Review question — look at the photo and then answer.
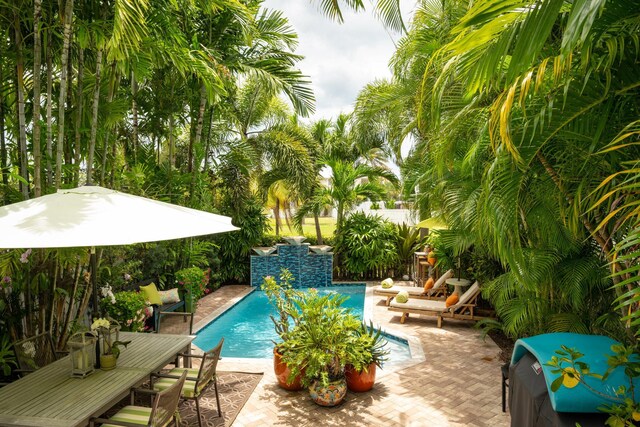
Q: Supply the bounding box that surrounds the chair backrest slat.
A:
[197,338,224,392]
[150,370,187,426]
[432,269,453,291]
[450,282,480,311]
[157,312,194,335]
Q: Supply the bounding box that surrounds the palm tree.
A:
[314,158,398,232]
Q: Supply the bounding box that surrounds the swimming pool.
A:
[194,285,411,363]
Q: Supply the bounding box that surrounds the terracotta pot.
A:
[273,348,303,391]
[309,377,347,406]
[100,354,117,371]
[345,363,377,392]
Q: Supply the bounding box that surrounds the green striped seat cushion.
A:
[102,405,154,427]
[154,368,208,398]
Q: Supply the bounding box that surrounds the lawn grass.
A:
[267,216,336,239]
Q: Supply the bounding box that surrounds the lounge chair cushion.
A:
[102,405,159,427]
[390,298,447,311]
[381,278,394,288]
[374,285,425,296]
[423,277,435,291]
[395,291,409,303]
[154,368,207,398]
[445,294,459,307]
[140,282,162,305]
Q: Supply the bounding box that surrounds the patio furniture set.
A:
[373,267,493,328]
[2,327,224,427]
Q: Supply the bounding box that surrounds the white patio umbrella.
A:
[0,185,239,316]
[0,185,238,247]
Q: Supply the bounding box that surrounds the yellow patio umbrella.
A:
[415,217,448,230]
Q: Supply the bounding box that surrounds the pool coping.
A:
[191,282,426,374]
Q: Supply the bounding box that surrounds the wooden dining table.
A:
[0,332,194,427]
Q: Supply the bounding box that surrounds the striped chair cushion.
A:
[154,368,208,398]
[102,405,154,427]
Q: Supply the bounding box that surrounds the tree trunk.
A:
[131,72,138,164]
[55,0,74,189]
[45,26,54,188]
[314,211,323,244]
[86,47,103,185]
[168,114,175,201]
[203,106,214,171]
[14,11,30,199]
[100,65,118,186]
[0,45,8,202]
[189,84,207,199]
[32,0,44,197]
[274,202,281,236]
[73,48,84,186]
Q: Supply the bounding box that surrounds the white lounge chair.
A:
[388,281,483,327]
[373,270,454,306]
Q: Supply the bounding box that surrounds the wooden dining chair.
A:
[13,332,62,375]
[157,311,195,368]
[151,338,224,427]
[157,311,194,335]
[90,370,187,427]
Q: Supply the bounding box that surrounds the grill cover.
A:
[509,353,608,427]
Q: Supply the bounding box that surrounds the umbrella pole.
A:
[90,247,101,369]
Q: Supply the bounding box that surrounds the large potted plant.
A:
[175,267,208,312]
[261,269,303,390]
[279,289,361,406]
[344,321,389,392]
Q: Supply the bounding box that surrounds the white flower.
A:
[100,285,116,305]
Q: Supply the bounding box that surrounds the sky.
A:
[262,0,416,122]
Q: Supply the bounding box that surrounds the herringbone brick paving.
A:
[193,283,510,426]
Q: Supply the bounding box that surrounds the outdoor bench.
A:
[135,279,187,332]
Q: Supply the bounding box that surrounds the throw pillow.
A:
[140,282,162,305]
[158,288,181,304]
[381,278,394,289]
[445,293,459,307]
[423,277,435,292]
[395,291,409,303]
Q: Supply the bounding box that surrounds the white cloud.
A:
[263,0,415,122]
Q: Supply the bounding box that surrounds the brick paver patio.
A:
[192,283,511,426]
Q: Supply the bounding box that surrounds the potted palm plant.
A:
[279,289,361,406]
[344,321,389,392]
[261,269,303,390]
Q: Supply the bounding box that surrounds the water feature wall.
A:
[250,243,333,288]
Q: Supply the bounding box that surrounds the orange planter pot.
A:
[345,363,377,392]
[273,348,303,391]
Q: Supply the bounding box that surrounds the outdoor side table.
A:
[445,278,471,295]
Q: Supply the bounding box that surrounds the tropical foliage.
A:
[360,0,640,341]
[334,212,398,278]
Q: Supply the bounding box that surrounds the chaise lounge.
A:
[388,281,483,327]
[374,269,453,306]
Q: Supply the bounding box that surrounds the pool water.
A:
[194,285,411,363]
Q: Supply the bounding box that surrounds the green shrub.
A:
[215,196,269,283]
[100,290,147,332]
[335,212,398,278]
[395,223,426,277]
[175,267,208,302]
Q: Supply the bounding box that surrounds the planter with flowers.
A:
[175,267,209,313]
[91,318,131,370]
